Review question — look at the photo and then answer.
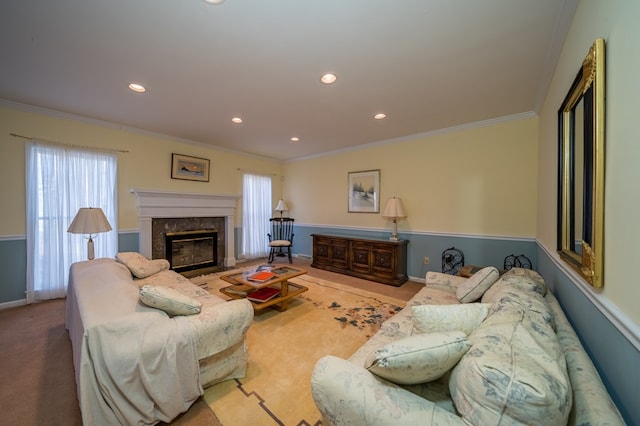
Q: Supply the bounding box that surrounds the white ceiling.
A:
[0,0,576,161]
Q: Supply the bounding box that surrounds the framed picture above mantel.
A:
[348,169,380,213]
[171,153,210,182]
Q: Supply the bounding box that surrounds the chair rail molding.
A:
[538,242,640,352]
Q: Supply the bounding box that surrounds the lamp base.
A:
[87,236,95,260]
[389,220,399,241]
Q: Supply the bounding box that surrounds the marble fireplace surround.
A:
[130,189,239,267]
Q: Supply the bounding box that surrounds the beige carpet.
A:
[191,270,406,426]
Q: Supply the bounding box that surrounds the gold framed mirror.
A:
[557,38,605,287]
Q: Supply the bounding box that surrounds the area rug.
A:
[190,269,405,426]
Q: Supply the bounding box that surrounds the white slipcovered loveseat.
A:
[66,254,253,425]
[311,268,624,425]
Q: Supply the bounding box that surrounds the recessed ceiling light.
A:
[320,73,337,84]
[128,83,146,93]
[290,137,300,142]
[374,113,387,120]
[231,117,243,124]
[203,0,225,4]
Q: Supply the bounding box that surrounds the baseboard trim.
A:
[0,299,26,310]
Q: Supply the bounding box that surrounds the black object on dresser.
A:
[311,234,408,286]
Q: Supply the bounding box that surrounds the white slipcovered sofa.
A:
[65,255,253,425]
[311,268,624,425]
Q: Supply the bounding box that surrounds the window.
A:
[241,173,272,258]
[25,142,117,302]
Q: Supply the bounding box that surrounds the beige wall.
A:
[1,104,537,240]
[284,116,538,238]
[537,1,640,324]
[0,104,283,235]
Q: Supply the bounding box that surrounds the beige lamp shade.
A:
[382,197,407,220]
[382,197,407,241]
[275,199,288,212]
[275,199,288,217]
[68,207,112,260]
[68,207,112,234]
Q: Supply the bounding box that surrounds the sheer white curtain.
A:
[241,173,272,259]
[25,142,118,303]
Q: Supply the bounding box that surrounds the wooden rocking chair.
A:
[267,217,294,263]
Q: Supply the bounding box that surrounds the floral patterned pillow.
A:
[364,331,471,385]
[412,303,492,336]
[139,284,202,316]
[456,266,499,303]
[116,252,170,278]
[481,269,547,304]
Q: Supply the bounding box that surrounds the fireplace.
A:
[130,189,239,269]
[151,216,225,272]
[165,230,218,273]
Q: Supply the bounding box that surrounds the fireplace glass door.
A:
[165,230,217,273]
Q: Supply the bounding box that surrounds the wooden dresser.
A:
[311,234,408,286]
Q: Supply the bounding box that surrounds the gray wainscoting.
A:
[536,244,639,425]
[0,232,138,306]
[0,237,26,305]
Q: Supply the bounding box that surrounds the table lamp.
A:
[275,199,288,218]
[382,197,407,241]
[67,207,112,260]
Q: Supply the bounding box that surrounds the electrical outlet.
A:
[424,256,430,265]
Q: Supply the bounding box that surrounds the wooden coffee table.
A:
[219,266,308,311]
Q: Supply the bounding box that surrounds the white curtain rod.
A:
[236,167,277,176]
[10,132,128,153]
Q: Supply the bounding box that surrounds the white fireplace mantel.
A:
[130,189,239,267]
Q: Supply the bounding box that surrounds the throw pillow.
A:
[456,266,499,303]
[116,252,170,279]
[481,268,547,304]
[364,331,471,385]
[412,303,492,336]
[502,267,546,290]
[139,284,202,316]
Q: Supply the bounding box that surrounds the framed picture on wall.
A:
[171,153,210,182]
[348,169,380,213]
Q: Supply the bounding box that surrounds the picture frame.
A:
[348,169,380,213]
[171,153,210,182]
